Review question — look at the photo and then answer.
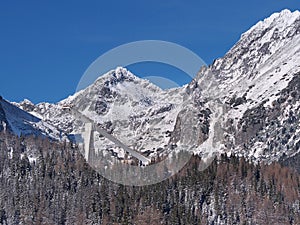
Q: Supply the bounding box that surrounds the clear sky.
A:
[0,0,299,103]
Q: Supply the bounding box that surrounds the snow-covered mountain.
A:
[6,9,300,165]
[0,97,62,139]
[14,67,191,160]
[188,9,300,162]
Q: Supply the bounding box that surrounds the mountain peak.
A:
[243,9,300,37]
[263,8,299,26]
[111,66,137,81]
[114,66,129,75]
[267,9,299,20]
[93,66,139,87]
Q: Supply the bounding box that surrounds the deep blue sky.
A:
[0,0,299,103]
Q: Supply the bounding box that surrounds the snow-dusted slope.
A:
[188,9,300,162]
[18,67,189,160]
[72,67,188,159]
[0,97,62,139]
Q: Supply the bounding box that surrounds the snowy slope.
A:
[0,97,62,139]
[17,67,189,160]
[188,9,300,162]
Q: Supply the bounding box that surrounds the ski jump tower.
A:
[65,106,151,165]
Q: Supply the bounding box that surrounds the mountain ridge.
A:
[3,9,300,165]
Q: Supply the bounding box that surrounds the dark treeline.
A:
[0,132,299,225]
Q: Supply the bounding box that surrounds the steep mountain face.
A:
[10,9,300,165]
[186,9,300,162]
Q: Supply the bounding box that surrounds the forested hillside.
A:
[0,132,299,225]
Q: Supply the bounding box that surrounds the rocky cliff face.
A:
[185,9,300,162]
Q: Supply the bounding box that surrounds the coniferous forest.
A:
[0,132,300,225]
